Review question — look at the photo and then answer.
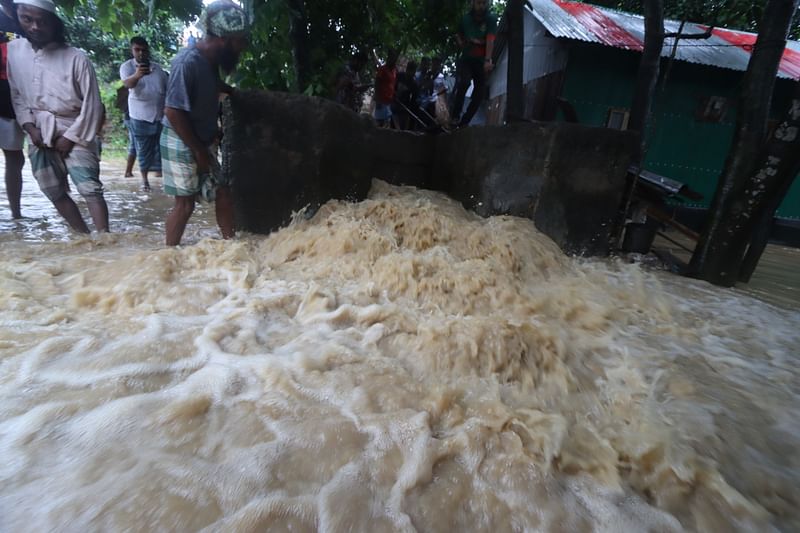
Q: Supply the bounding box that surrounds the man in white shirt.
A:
[120,36,168,191]
[7,0,108,233]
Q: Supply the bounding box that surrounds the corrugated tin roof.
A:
[527,0,800,79]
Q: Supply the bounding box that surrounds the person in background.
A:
[8,0,108,233]
[392,59,419,130]
[415,56,430,85]
[416,57,436,125]
[427,57,450,127]
[333,51,368,113]
[120,36,168,191]
[161,0,248,246]
[450,0,497,128]
[96,103,107,159]
[115,84,137,177]
[0,0,23,219]
[373,47,398,128]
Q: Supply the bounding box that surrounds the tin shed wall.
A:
[489,12,569,100]
[559,43,800,220]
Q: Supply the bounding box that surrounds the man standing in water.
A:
[8,0,108,233]
[162,0,248,246]
[0,0,24,220]
[120,36,168,192]
[450,0,497,128]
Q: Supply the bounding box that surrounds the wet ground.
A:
[652,233,799,310]
[0,154,220,244]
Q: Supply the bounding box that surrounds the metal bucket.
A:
[622,222,657,254]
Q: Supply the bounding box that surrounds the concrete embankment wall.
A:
[222,91,637,256]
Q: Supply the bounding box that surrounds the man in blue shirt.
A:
[161,0,248,246]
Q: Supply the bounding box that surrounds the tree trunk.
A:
[628,0,664,147]
[506,0,525,123]
[738,161,798,282]
[242,0,255,25]
[688,0,799,286]
[614,0,663,249]
[737,83,800,282]
[286,0,311,93]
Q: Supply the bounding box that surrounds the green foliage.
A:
[235,0,294,91]
[98,83,130,155]
[63,2,185,84]
[57,0,202,35]
[59,1,191,152]
[237,0,477,94]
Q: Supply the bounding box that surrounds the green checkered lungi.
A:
[160,126,225,201]
[29,143,104,201]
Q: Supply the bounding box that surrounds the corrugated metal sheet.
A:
[528,0,800,79]
[490,8,569,99]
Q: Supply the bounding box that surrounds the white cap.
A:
[13,0,57,14]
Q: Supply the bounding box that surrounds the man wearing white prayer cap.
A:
[13,0,54,13]
[7,0,110,233]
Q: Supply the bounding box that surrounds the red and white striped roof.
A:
[528,0,800,79]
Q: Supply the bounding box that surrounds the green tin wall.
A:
[559,42,800,220]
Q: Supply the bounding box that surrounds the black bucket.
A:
[622,222,657,253]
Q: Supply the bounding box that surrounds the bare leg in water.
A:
[140,168,151,191]
[165,195,195,246]
[51,194,90,233]
[125,152,136,177]
[85,195,109,232]
[166,189,234,246]
[50,193,107,234]
[4,149,24,219]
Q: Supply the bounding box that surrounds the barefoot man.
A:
[120,36,168,191]
[8,0,108,233]
[162,0,248,246]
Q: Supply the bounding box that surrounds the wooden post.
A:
[628,0,664,145]
[287,0,311,93]
[506,0,524,123]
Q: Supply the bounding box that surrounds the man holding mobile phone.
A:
[120,36,168,191]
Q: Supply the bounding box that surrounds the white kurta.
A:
[7,39,103,148]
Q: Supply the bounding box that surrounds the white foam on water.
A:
[0,180,798,532]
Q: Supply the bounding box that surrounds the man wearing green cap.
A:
[451,0,497,128]
[162,0,248,246]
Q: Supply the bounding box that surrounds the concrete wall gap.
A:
[223,91,638,256]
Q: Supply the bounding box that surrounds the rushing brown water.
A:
[0,160,798,532]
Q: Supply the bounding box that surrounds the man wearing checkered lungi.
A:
[161,0,248,246]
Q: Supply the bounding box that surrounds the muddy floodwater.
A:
[0,159,798,532]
